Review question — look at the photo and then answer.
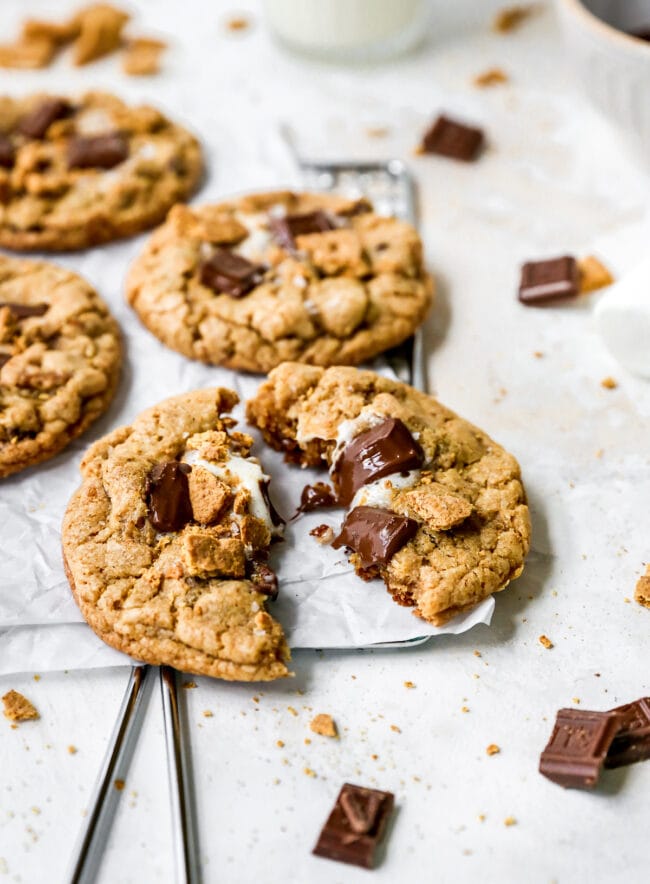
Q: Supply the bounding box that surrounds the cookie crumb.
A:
[572,697,581,705]
[486,744,500,755]
[493,5,536,32]
[390,724,401,733]
[473,650,482,657]
[114,779,125,791]
[504,816,517,826]
[461,706,470,713]
[309,713,338,738]
[601,377,618,390]
[122,37,166,76]
[68,745,77,755]
[578,255,614,294]
[478,813,486,822]
[202,710,213,718]
[533,350,544,359]
[538,634,553,649]
[33,675,41,682]
[404,681,416,689]
[634,566,650,609]
[225,15,251,32]
[303,766,317,778]
[182,681,197,690]
[365,126,390,138]
[276,739,284,748]
[287,706,298,717]
[2,690,39,722]
[473,67,509,87]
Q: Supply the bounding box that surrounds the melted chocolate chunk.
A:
[0,302,48,319]
[332,506,418,569]
[420,115,485,162]
[313,783,394,869]
[68,133,129,170]
[294,482,338,518]
[332,418,424,506]
[0,136,15,169]
[259,479,285,526]
[0,353,11,369]
[17,98,71,140]
[270,210,336,250]
[199,249,265,298]
[518,256,580,305]
[248,560,279,601]
[146,461,193,533]
[605,697,650,768]
[539,708,623,789]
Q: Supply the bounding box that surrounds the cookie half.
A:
[126,191,433,373]
[62,388,290,681]
[247,364,531,625]
[0,91,202,251]
[0,256,121,478]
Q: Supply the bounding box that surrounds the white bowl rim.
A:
[559,0,650,54]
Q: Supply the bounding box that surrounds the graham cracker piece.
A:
[2,690,39,722]
[310,713,338,738]
[188,466,232,525]
[578,255,614,294]
[122,37,166,76]
[71,3,130,66]
[0,37,57,69]
[182,531,246,577]
[635,566,650,609]
[399,485,473,531]
[239,514,271,549]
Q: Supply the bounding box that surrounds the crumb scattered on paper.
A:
[2,690,39,722]
[68,745,78,754]
[225,15,252,33]
[404,681,416,689]
[473,67,509,88]
[601,377,618,390]
[504,815,517,826]
[310,713,338,738]
[486,744,500,755]
[122,37,166,75]
[538,634,553,649]
[493,5,537,33]
[114,778,125,791]
[634,566,650,609]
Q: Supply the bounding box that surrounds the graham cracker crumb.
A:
[473,67,509,87]
[122,36,166,76]
[538,634,553,649]
[461,706,470,713]
[404,681,416,689]
[634,567,650,609]
[276,739,284,748]
[478,814,486,822]
[309,713,338,738]
[533,351,544,359]
[202,710,213,718]
[303,767,317,778]
[33,675,41,682]
[225,15,251,32]
[486,744,501,755]
[504,816,517,826]
[371,753,379,761]
[304,738,311,745]
[578,255,614,294]
[493,5,536,33]
[114,779,125,791]
[572,697,581,705]
[287,706,298,717]
[390,724,401,733]
[2,690,39,722]
[68,745,77,755]
[365,126,390,138]
[473,650,482,657]
[601,377,618,390]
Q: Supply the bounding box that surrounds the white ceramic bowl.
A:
[557,0,650,160]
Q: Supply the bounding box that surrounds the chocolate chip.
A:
[270,210,336,250]
[332,418,424,506]
[293,482,338,519]
[604,697,650,769]
[67,133,129,170]
[420,114,485,162]
[539,708,623,789]
[17,99,71,140]
[518,256,580,305]
[0,136,15,169]
[146,461,193,533]
[332,506,419,569]
[0,302,48,319]
[199,249,265,298]
[313,783,394,869]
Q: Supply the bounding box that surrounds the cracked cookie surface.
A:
[247,364,531,625]
[0,91,202,251]
[62,388,290,681]
[0,256,120,478]
[126,191,433,373]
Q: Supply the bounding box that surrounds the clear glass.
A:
[264,0,431,63]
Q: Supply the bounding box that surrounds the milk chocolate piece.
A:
[420,114,484,162]
[0,353,11,369]
[247,559,279,601]
[68,133,129,169]
[605,697,650,768]
[332,417,424,506]
[146,461,193,533]
[539,708,623,789]
[0,302,48,318]
[199,249,265,298]
[313,783,394,869]
[0,136,15,169]
[294,482,337,518]
[332,506,418,569]
[270,210,336,250]
[518,256,580,305]
[17,98,71,139]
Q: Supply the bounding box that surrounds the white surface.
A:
[594,256,650,377]
[0,1,649,883]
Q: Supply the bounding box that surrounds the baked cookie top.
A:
[126,190,433,373]
[247,364,531,626]
[0,256,120,478]
[62,388,290,681]
[0,91,202,251]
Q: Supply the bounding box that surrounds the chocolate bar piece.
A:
[0,302,48,319]
[68,133,129,169]
[539,708,623,789]
[313,783,394,869]
[17,98,71,139]
[270,210,336,250]
[332,417,424,506]
[199,249,265,298]
[518,256,580,305]
[146,461,193,533]
[605,697,650,768]
[332,506,418,569]
[420,114,485,162]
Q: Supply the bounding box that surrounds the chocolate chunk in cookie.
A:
[17,97,71,139]
[146,461,193,533]
[199,249,265,298]
[332,506,419,569]
[67,133,129,169]
[0,301,48,318]
[270,210,336,250]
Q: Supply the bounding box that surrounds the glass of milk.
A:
[264,0,431,62]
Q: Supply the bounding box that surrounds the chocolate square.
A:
[269,210,336,250]
[605,697,650,768]
[518,256,580,305]
[332,506,419,569]
[420,114,485,162]
[313,783,394,869]
[539,709,623,789]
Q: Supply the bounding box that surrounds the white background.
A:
[1,1,649,882]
